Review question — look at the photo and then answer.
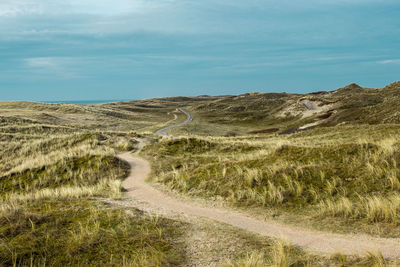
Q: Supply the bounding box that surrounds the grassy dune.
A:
[2,82,400,265]
[0,103,190,266]
[0,116,366,266]
[143,124,400,237]
[0,132,187,266]
[168,82,400,136]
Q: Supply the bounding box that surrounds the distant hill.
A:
[1,81,398,136]
[153,81,400,135]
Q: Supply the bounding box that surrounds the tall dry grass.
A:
[319,195,400,223]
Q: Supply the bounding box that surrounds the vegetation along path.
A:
[119,109,400,259]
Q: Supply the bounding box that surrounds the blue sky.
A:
[0,0,399,101]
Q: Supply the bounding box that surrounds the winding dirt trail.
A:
[155,108,192,137]
[119,110,400,259]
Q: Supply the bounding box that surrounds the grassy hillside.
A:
[0,102,355,266]
[0,100,183,133]
[6,81,395,137]
[163,81,400,136]
[143,124,400,238]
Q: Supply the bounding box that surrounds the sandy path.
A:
[120,109,400,259]
[156,108,192,136]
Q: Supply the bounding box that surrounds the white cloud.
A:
[0,2,39,17]
[25,57,58,68]
[0,0,192,38]
[0,0,171,17]
[378,59,400,64]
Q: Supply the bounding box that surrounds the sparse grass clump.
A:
[224,240,297,267]
[224,239,389,267]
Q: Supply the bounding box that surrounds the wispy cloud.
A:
[0,1,196,38]
[23,57,82,79]
[377,59,400,64]
[25,57,58,68]
[2,0,399,39]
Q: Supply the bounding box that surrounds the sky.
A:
[0,0,399,101]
